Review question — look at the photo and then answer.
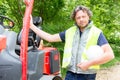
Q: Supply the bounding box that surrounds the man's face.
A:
[75,10,89,29]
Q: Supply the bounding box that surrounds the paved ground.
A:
[96,63,120,80]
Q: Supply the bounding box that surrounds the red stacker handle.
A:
[20,0,34,80]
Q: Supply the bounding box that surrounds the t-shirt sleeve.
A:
[59,30,66,42]
[97,32,108,46]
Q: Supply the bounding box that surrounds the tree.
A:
[1,0,64,32]
[32,0,64,22]
[0,0,25,32]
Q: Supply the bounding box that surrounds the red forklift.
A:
[0,0,62,80]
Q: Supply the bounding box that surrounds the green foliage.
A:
[2,0,64,32]
[0,0,25,32]
[32,0,64,22]
[0,2,7,15]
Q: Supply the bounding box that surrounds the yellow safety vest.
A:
[62,26,102,69]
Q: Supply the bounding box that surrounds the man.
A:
[30,5,114,80]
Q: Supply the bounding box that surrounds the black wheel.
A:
[52,76,63,80]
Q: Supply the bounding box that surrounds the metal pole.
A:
[20,0,34,80]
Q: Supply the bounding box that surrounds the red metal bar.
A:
[20,0,34,80]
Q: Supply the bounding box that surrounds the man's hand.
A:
[77,61,91,71]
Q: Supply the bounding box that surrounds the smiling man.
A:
[30,5,114,80]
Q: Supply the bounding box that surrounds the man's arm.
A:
[77,43,115,71]
[89,44,114,64]
[30,20,62,42]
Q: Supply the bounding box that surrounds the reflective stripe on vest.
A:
[62,26,101,69]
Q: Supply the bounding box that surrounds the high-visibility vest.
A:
[62,26,102,69]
